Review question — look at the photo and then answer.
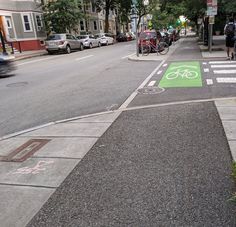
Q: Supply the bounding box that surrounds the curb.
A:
[13,52,48,61]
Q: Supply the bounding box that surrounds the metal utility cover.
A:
[0,139,50,162]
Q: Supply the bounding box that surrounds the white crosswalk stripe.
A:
[207,60,236,85]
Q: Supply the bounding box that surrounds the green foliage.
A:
[43,0,83,34]
[229,162,236,203]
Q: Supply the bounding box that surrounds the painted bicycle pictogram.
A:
[165,65,199,80]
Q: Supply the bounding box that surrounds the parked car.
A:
[138,30,159,52]
[95,33,114,46]
[160,32,172,46]
[45,33,83,54]
[129,32,136,40]
[125,32,132,41]
[77,35,101,48]
[0,53,16,77]
[116,33,127,42]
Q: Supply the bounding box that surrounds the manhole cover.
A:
[6,82,28,87]
[0,139,50,162]
[138,86,165,95]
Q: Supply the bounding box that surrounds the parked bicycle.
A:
[141,38,169,56]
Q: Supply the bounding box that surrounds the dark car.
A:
[116,33,127,42]
[0,54,16,77]
[160,32,172,46]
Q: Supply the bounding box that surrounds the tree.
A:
[95,0,118,33]
[133,0,159,30]
[117,0,132,32]
[43,0,83,34]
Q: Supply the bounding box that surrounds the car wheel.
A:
[65,45,71,54]
[80,44,84,51]
[47,51,53,55]
[89,43,93,49]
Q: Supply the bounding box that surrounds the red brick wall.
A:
[12,40,45,52]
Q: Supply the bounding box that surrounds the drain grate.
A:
[138,86,165,95]
[0,139,50,162]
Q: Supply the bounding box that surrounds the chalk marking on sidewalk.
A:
[148,81,156,87]
[206,79,213,85]
[121,53,135,59]
[211,64,236,68]
[75,55,94,61]
[214,70,236,74]
[119,60,166,110]
[217,78,236,83]
[204,68,209,73]
[16,55,62,66]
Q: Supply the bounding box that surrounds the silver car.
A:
[45,33,84,54]
[77,35,101,48]
[95,33,114,46]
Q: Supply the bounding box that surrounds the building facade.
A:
[0,0,46,51]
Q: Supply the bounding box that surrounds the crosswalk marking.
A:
[148,81,156,87]
[211,64,236,68]
[209,61,236,64]
[214,70,236,74]
[216,78,236,83]
[206,79,213,85]
[204,68,209,72]
[157,70,162,75]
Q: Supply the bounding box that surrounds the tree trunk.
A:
[105,6,110,33]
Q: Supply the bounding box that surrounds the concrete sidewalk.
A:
[129,35,227,61]
[13,50,47,61]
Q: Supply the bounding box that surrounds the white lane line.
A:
[16,55,62,66]
[214,70,236,74]
[157,70,162,75]
[163,64,167,67]
[148,81,156,87]
[206,79,213,85]
[211,64,236,68]
[119,60,166,110]
[75,55,94,61]
[121,53,135,59]
[209,61,236,64]
[217,78,236,83]
[204,68,209,73]
[203,62,207,65]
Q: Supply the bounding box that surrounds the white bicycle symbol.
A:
[166,65,198,80]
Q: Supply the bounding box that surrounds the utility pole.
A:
[131,0,139,57]
[0,29,7,54]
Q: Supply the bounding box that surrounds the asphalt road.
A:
[0,42,159,137]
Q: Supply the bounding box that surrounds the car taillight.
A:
[58,40,65,45]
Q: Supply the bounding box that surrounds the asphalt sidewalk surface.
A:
[1,35,236,226]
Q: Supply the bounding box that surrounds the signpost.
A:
[207,0,217,52]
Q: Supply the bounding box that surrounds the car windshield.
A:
[139,32,156,39]
[46,34,63,40]
[77,35,87,39]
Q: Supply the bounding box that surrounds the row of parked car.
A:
[116,32,136,42]
[45,33,115,54]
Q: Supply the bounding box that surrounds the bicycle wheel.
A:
[158,42,169,55]
[185,70,198,79]
[166,71,178,80]
[142,44,151,56]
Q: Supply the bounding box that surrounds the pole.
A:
[0,29,7,54]
[208,23,213,53]
[135,16,139,57]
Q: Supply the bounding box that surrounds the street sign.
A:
[209,16,215,24]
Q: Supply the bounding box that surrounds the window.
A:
[36,14,43,31]
[94,21,97,30]
[22,14,32,32]
[80,20,85,31]
[5,17,12,28]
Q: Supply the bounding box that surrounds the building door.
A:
[0,16,6,40]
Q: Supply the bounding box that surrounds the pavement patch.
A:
[159,61,202,88]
